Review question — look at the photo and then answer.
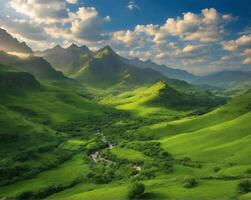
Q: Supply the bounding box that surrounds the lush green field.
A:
[0,63,250,200]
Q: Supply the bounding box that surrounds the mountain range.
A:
[37,43,251,90]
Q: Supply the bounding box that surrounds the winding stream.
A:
[90,132,142,174]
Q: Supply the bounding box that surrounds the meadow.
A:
[0,72,250,199]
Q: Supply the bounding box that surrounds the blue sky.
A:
[0,0,250,74]
[81,0,250,32]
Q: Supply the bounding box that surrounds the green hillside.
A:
[158,89,251,163]
[0,66,41,93]
[101,81,225,118]
[42,89,251,200]
[0,70,250,200]
[0,51,67,81]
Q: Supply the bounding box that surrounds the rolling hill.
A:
[101,81,225,118]
[158,89,251,165]
[0,51,67,81]
[0,66,41,93]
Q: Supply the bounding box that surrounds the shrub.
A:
[17,191,34,200]
[182,176,197,188]
[246,168,251,174]
[238,180,251,194]
[213,166,221,173]
[128,182,145,199]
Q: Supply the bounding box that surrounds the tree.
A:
[182,176,197,188]
[128,182,145,199]
[238,180,251,194]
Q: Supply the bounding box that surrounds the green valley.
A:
[0,22,251,200]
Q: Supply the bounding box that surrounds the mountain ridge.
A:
[196,70,251,89]
[0,28,32,54]
[0,51,67,81]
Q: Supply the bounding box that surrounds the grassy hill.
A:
[101,81,225,118]
[0,51,67,81]
[0,65,41,93]
[0,72,250,200]
[42,89,251,200]
[157,89,251,163]
[0,65,128,196]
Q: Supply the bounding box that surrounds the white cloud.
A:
[9,0,69,24]
[183,45,203,53]
[112,30,145,47]
[153,8,234,43]
[6,0,111,44]
[69,7,110,41]
[222,34,251,51]
[242,57,251,65]
[66,0,77,4]
[222,34,251,67]
[242,48,251,56]
[0,17,48,41]
[127,1,140,11]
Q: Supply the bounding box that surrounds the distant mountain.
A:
[36,44,93,75]
[0,51,67,81]
[128,58,197,82]
[196,71,251,89]
[39,44,197,84]
[73,46,175,88]
[39,45,189,88]
[0,28,32,54]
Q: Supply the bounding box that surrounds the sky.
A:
[0,0,250,74]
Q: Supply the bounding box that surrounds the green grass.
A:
[160,110,251,164]
[101,81,190,118]
[47,183,129,200]
[47,177,245,200]
[0,154,90,198]
[111,147,152,161]
[143,178,239,200]
[61,139,88,151]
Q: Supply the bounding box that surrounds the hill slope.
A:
[0,28,32,54]
[0,51,67,81]
[132,88,251,163]
[101,81,225,118]
[0,67,41,93]
[36,44,93,75]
